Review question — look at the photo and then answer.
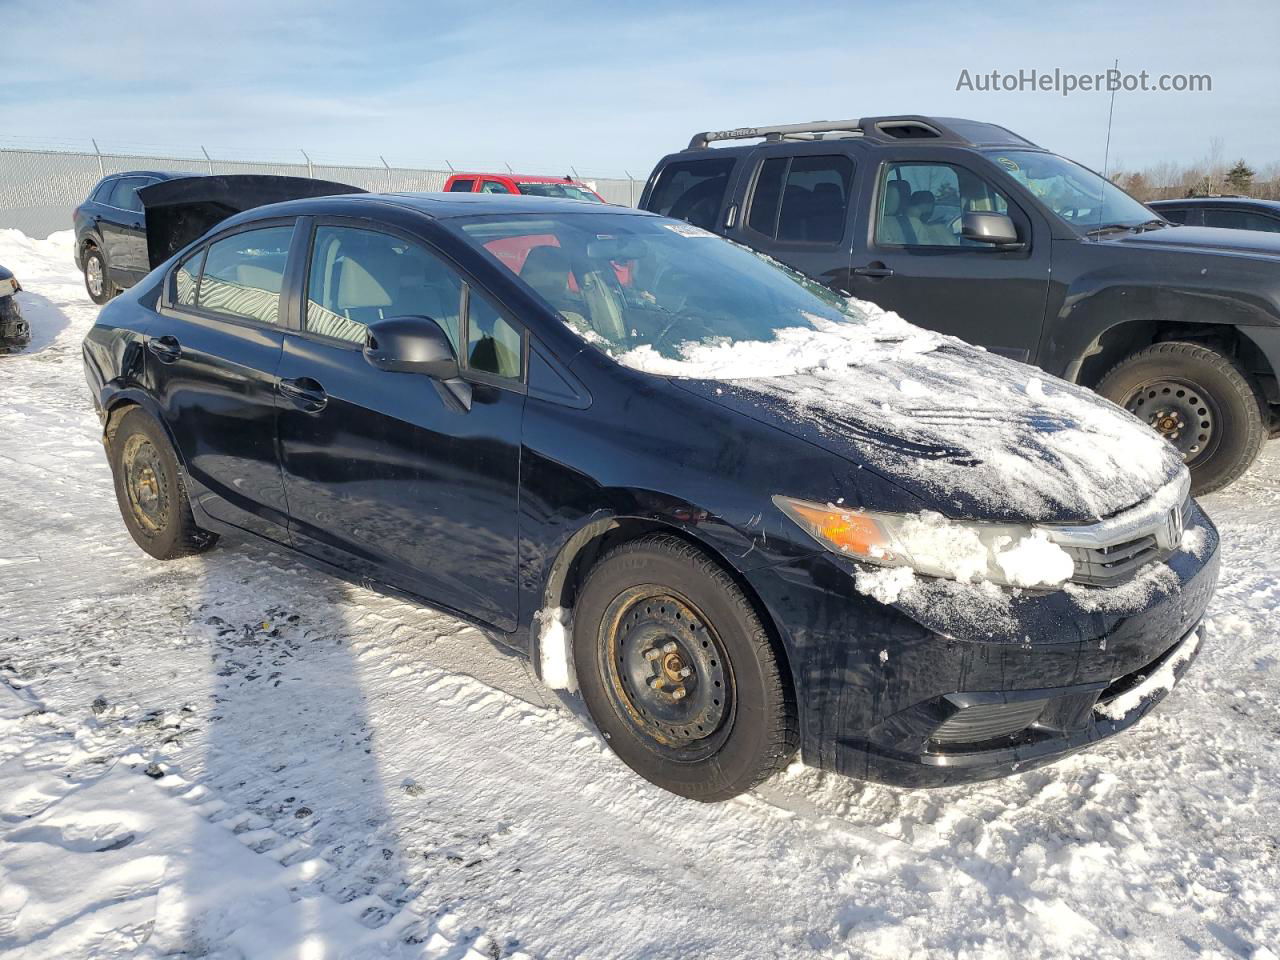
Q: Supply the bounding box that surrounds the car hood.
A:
[1104,224,1280,259]
[626,305,1185,525]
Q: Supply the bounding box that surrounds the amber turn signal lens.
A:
[780,500,888,558]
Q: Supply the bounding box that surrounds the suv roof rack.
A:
[686,116,1037,150]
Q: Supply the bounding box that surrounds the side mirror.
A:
[961,211,1022,247]
[363,315,458,379]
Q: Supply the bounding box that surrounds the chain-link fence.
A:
[0,147,644,239]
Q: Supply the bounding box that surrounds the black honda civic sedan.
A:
[83,191,1219,801]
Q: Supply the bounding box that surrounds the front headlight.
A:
[772,495,1074,589]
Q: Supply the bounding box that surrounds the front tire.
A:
[572,535,798,801]
[1096,341,1267,496]
[108,408,218,560]
[83,246,117,305]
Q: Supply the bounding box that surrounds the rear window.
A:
[646,158,735,231]
[448,179,475,192]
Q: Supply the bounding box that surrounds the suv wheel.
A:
[572,534,798,801]
[108,408,218,559]
[84,247,117,305]
[1096,341,1266,495]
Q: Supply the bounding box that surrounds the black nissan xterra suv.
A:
[640,116,1280,494]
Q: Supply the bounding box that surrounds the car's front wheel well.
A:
[538,517,796,702]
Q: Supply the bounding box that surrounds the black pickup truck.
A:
[640,116,1280,494]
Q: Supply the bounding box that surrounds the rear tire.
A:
[108,408,218,560]
[83,246,117,305]
[1096,341,1266,496]
[572,534,798,801]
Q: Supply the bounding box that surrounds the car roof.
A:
[676,115,1039,153]
[1149,196,1280,210]
[451,173,592,185]
[226,191,657,227]
[102,170,190,182]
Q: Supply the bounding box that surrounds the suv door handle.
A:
[278,376,328,412]
[852,262,894,279]
[147,335,181,363]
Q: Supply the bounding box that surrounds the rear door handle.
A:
[147,335,181,363]
[852,262,894,279]
[278,376,328,411]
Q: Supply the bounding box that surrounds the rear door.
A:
[844,153,1051,362]
[723,147,857,288]
[101,176,153,282]
[148,219,300,542]
[275,220,525,629]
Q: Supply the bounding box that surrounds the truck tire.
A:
[108,408,218,560]
[572,534,798,801]
[84,246,117,305]
[1096,341,1266,495]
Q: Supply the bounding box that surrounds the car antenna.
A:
[1098,57,1119,241]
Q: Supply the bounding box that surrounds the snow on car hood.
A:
[618,302,1184,524]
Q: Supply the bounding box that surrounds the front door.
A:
[148,220,299,541]
[845,158,1051,362]
[276,222,525,629]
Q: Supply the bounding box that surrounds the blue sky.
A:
[2,0,1277,177]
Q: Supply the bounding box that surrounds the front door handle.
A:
[279,376,328,412]
[147,335,181,363]
[852,262,895,279]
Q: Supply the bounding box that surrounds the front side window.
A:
[1158,206,1191,224]
[108,177,146,213]
[646,158,735,231]
[305,225,463,347]
[455,212,866,362]
[875,163,1009,247]
[197,225,294,325]
[987,150,1152,230]
[466,289,523,379]
[480,180,512,194]
[746,154,853,244]
[448,178,475,193]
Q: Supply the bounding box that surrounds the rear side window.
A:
[92,179,116,202]
[1157,206,1190,224]
[305,225,464,347]
[174,248,204,306]
[746,154,854,244]
[1202,208,1280,232]
[197,225,294,325]
[647,158,735,231]
[448,178,475,192]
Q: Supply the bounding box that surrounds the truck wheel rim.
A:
[86,256,103,297]
[1123,379,1218,464]
[599,586,734,760]
[122,434,169,535]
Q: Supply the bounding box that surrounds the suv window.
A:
[198,225,295,325]
[448,179,475,193]
[647,158,735,231]
[875,162,1010,247]
[108,177,147,213]
[466,288,523,379]
[480,180,511,194]
[1202,208,1280,233]
[305,225,463,347]
[92,179,116,203]
[1157,206,1190,224]
[746,154,853,244]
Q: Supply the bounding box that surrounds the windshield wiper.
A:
[1132,218,1171,232]
[1085,223,1133,237]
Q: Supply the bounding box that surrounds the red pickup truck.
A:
[443,172,605,203]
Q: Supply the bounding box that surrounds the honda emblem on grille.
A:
[1157,506,1184,550]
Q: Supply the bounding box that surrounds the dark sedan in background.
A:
[1149,196,1280,232]
[82,188,1218,801]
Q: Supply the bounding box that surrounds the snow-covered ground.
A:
[1,229,1278,960]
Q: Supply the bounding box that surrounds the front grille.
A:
[1063,534,1164,586]
[931,698,1048,744]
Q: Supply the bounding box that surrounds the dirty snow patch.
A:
[1095,627,1201,720]
[534,607,576,692]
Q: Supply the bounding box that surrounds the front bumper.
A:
[750,499,1220,787]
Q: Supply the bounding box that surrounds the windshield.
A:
[454,212,864,361]
[986,150,1157,230]
[517,182,603,202]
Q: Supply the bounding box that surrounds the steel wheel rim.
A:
[122,433,168,535]
[1123,378,1219,466]
[598,586,734,761]
[86,256,103,297]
